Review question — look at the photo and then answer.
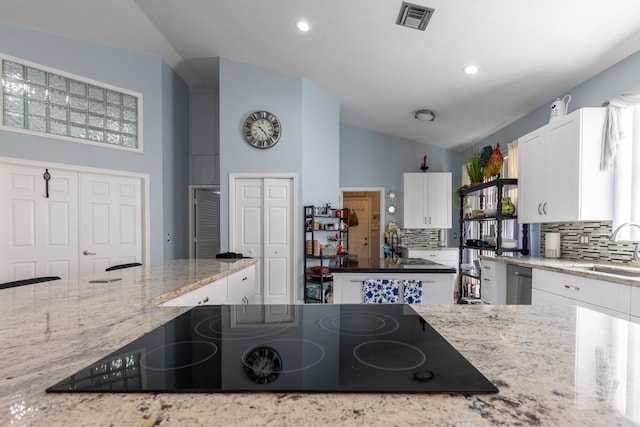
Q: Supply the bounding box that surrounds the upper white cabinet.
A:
[403,172,452,229]
[517,108,612,223]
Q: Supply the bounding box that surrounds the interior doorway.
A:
[341,188,385,259]
[189,185,220,259]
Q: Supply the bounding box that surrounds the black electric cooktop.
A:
[47,304,497,394]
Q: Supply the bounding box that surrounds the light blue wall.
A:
[302,80,341,207]
[161,63,190,260]
[218,58,341,250]
[218,57,304,251]
[0,22,190,263]
[339,124,463,245]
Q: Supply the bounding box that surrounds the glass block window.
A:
[1,56,142,151]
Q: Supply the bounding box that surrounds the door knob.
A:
[82,250,96,256]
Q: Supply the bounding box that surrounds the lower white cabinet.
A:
[631,287,640,323]
[480,260,506,304]
[332,272,455,304]
[227,264,257,304]
[406,249,458,272]
[532,269,631,319]
[162,277,227,306]
[163,264,256,306]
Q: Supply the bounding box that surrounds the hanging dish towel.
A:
[403,280,423,304]
[362,279,399,303]
[348,209,359,226]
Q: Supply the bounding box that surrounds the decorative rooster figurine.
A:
[420,155,428,171]
[484,143,504,180]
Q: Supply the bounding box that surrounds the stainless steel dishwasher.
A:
[506,264,532,304]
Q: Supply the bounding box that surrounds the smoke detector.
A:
[396,2,435,31]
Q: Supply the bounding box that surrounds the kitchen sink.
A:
[570,265,640,277]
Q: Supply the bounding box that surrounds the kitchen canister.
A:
[549,95,571,122]
[545,232,561,258]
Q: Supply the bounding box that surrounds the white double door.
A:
[0,161,143,283]
[232,177,294,304]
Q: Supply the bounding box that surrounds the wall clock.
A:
[242,346,282,384]
[243,110,282,149]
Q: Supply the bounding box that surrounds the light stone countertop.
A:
[480,255,640,287]
[2,259,640,426]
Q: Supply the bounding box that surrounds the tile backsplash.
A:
[400,228,442,247]
[540,221,637,263]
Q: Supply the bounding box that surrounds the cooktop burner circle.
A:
[140,340,218,371]
[194,314,294,341]
[318,311,400,337]
[241,338,326,375]
[353,340,426,371]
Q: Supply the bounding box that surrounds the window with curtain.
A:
[611,106,640,240]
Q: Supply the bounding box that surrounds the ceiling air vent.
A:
[396,2,434,31]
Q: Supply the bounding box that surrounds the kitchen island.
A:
[330,257,456,304]
[1,260,639,426]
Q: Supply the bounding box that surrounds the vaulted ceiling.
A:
[2,0,640,150]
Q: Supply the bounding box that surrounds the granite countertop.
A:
[330,257,456,273]
[2,259,640,426]
[480,255,640,288]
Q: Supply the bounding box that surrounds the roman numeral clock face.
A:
[243,111,282,149]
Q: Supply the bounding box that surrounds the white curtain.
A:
[611,106,640,240]
[601,88,640,240]
[601,88,640,171]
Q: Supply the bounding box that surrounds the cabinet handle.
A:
[564,284,580,291]
[424,280,436,283]
[197,296,210,305]
[542,202,548,215]
[350,279,362,283]
[424,217,427,224]
[537,203,543,215]
[483,278,492,282]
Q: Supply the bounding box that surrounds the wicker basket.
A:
[321,247,337,256]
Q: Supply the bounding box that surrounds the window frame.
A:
[1,53,143,153]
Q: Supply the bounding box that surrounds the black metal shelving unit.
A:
[457,179,529,303]
[303,205,352,303]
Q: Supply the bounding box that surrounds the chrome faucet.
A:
[609,222,640,262]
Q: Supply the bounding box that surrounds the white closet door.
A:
[263,178,292,304]
[0,164,78,282]
[233,177,293,304]
[78,173,142,277]
[234,178,264,298]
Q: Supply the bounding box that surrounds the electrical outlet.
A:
[579,234,590,244]
[452,232,458,239]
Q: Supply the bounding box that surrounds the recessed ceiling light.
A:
[296,20,310,32]
[415,109,436,122]
[463,65,479,75]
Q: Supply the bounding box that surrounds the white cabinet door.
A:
[403,173,426,228]
[162,277,228,306]
[480,260,506,304]
[227,264,256,304]
[517,108,611,223]
[403,173,452,229]
[518,126,546,224]
[421,274,455,304]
